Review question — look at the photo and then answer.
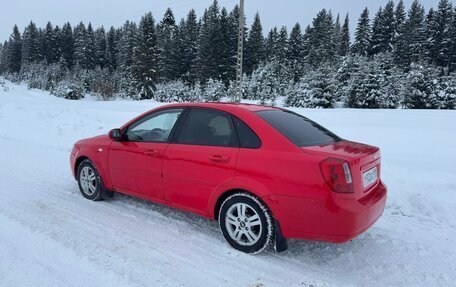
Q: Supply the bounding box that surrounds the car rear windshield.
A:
[256,109,341,147]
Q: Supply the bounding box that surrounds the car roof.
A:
[157,102,280,112]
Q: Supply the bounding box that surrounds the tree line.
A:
[0,0,455,109]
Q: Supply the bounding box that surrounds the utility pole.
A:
[234,0,245,104]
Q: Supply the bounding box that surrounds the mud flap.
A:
[274,219,288,252]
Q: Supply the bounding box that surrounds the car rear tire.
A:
[219,193,274,254]
[77,159,105,201]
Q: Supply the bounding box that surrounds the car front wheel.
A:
[77,159,104,201]
[219,193,274,254]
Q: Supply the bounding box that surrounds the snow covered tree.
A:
[339,14,350,56]
[245,13,265,75]
[284,80,311,108]
[307,66,337,108]
[7,25,22,74]
[440,75,456,108]
[403,63,440,109]
[132,13,158,100]
[21,21,40,65]
[203,78,226,101]
[352,7,371,56]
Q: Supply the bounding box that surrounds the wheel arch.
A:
[74,156,90,179]
[213,188,273,221]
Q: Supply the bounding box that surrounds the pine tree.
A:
[334,14,342,51]
[74,22,97,70]
[340,14,350,56]
[132,12,159,99]
[117,21,137,74]
[157,8,178,81]
[245,13,265,75]
[61,23,74,68]
[288,23,304,81]
[43,22,57,64]
[395,0,426,68]
[265,27,279,61]
[425,8,439,64]
[197,0,221,83]
[94,27,107,68]
[431,0,453,69]
[449,8,456,72]
[7,25,22,73]
[217,7,232,85]
[85,23,97,69]
[0,41,7,74]
[393,0,406,55]
[181,9,199,84]
[371,1,395,55]
[370,7,384,55]
[352,7,371,56]
[21,21,40,65]
[307,9,335,67]
[276,26,289,63]
[106,26,119,72]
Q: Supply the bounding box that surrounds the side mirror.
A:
[109,129,122,141]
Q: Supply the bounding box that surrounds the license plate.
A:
[363,166,378,188]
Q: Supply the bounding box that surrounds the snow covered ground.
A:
[0,79,455,287]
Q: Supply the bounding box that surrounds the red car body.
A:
[71,103,387,245]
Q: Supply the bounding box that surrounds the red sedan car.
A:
[71,103,387,253]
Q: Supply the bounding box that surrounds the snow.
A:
[0,79,455,286]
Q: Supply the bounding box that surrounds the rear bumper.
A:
[263,181,387,243]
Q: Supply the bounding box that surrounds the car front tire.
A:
[77,159,105,201]
[219,193,274,254]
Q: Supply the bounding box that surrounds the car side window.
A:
[126,109,183,142]
[233,117,262,149]
[176,108,238,147]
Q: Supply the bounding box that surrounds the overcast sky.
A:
[0,0,444,43]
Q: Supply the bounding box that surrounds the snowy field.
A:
[0,80,455,287]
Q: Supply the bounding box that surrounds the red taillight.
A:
[319,158,354,193]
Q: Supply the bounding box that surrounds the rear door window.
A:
[256,109,341,147]
[176,108,238,147]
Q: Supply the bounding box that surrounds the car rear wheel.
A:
[77,159,104,201]
[219,193,274,254]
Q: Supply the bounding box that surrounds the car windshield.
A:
[256,109,342,147]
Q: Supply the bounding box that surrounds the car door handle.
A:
[144,149,159,157]
[209,155,230,163]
